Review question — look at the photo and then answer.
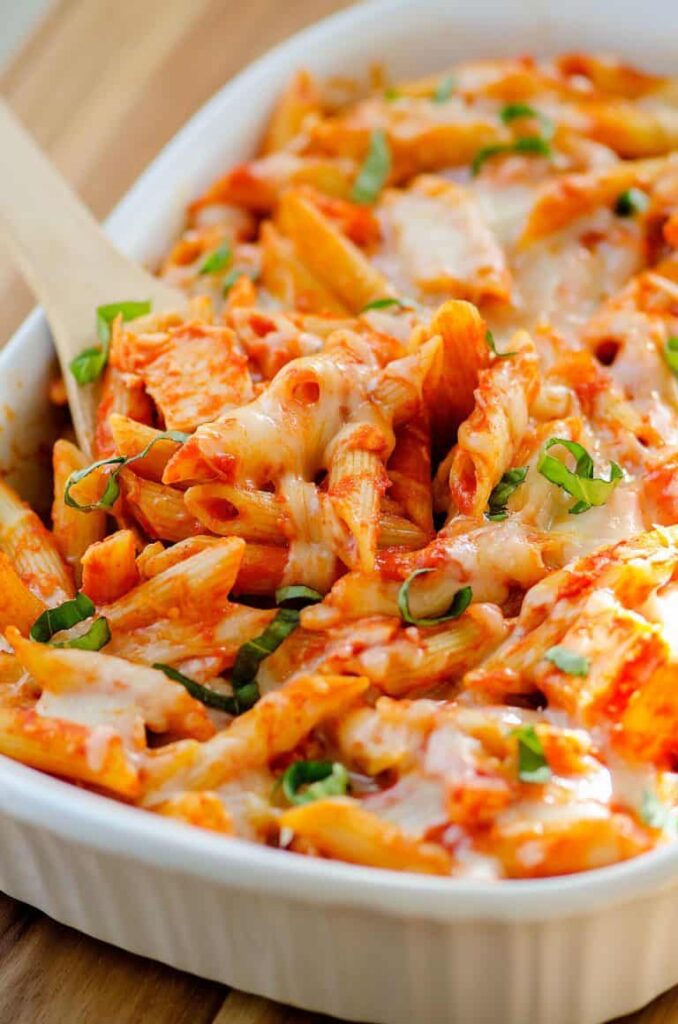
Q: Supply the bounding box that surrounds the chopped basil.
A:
[53,617,111,651]
[231,586,323,695]
[663,336,678,377]
[472,135,552,176]
[30,592,110,651]
[70,300,151,386]
[640,790,678,834]
[64,430,190,512]
[432,74,455,103]
[500,102,539,123]
[384,86,401,101]
[537,438,623,515]
[281,760,349,805]
[70,347,109,386]
[360,297,410,313]
[486,467,528,521]
[198,240,233,275]
[544,645,589,677]
[222,267,259,296]
[96,301,152,344]
[614,188,649,218]
[485,329,516,359]
[231,608,299,692]
[500,103,554,139]
[513,725,551,784]
[154,662,243,715]
[274,585,324,608]
[351,129,391,204]
[397,568,472,627]
[30,592,95,643]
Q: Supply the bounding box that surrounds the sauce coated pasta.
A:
[2,51,678,879]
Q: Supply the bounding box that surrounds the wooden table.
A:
[0,3,675,1021]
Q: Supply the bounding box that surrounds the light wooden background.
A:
[0,2,675,1022]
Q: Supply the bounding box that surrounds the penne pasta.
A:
[281,798,453,875]
[3,50,678,883]
[52,439,107,583]
[81,530,140,605]
[0,478,74,606]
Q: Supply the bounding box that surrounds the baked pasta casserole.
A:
[1,52,678,879]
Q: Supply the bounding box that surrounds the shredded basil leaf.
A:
[30,592,95,643]
[500,102,539,123]
[514,135,552,157]
[64,430,190,512]
[30,592,109,651]
[70,347,109,386]
[274,585,323,609]
[222,267,259,296]
[360,297,410,313]
[485,329,516,359]
[231,608,300,687]
[351,129,391,204]
[281,760,349,805]
[537,438,623,514]
[398,569,472,627]
[198,240,233,275]
[486,467,528,521]
[153,662,244,715]
[384,86,401,101]
[513,725,551,784]
[641,790,678,834]
[500,103,554,139]
[53,617,111,651]
[663,336,678,377]
[472,135,551,176]
[545,645,589,677]
[231,587,322,696]
[70,300,151,386]
[614,187,649,218]
[432,74,455,103]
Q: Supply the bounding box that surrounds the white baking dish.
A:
[1,1,677,1021]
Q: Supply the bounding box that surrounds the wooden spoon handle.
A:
[0,99,183,457]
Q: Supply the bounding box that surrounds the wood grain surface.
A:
[0,2,675,1022]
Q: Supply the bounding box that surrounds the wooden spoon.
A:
[0,99,184,458]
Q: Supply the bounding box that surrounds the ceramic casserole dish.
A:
[0,1,677,1021]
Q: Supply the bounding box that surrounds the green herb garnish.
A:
[30,592,110,651]
[53,617,111,651]
[485,329,516,359]
[472,135,552,177]
[544,645,589,677]
[537,438,623,515]
[486,467,528,521]
[275,585,324,608]
[384,86,401,101]
[614,188,649,218]
[231,585,323,691]
[397,569,472,627]
[198,240,233,275]
[513,725,551,784]
[64,430,190,512]
[30,592,95,642]
[432,74,455,103]
[222,267,259,296]
[360,297,410,313]
[351,129,391,204]
[281,760,349,805]
[70,300,151,385]
[500,103,554,139]
[663,336,678,377]
[154,662,249,715]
